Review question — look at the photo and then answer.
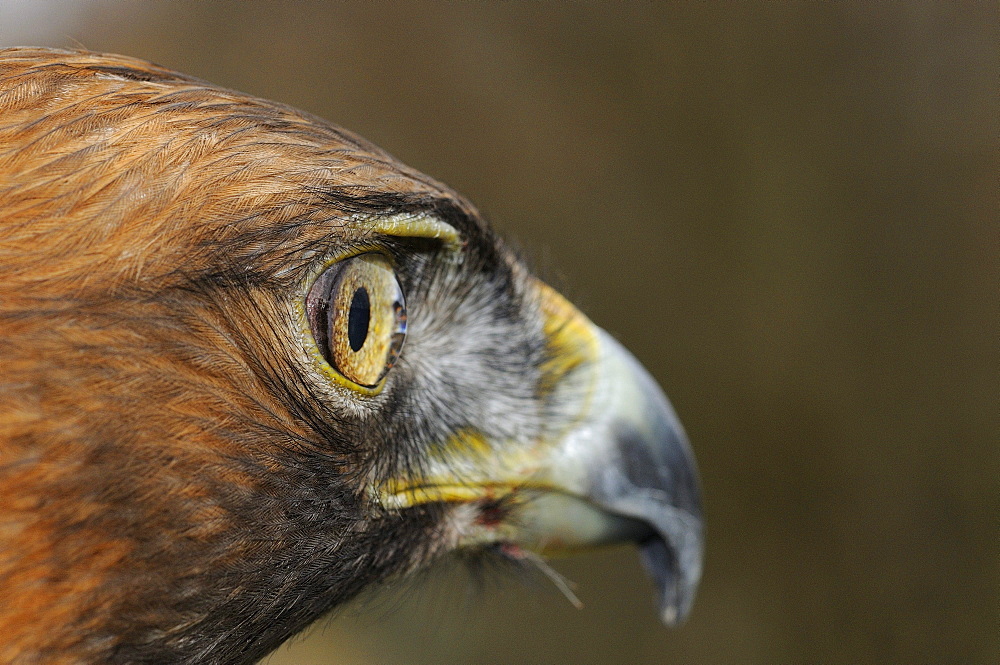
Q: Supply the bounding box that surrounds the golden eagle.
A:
[0,48,702,664]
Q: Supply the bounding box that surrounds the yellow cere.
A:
[534,279,600,396]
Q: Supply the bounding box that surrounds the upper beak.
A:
[378,282,703,626]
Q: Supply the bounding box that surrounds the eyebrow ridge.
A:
[308,186,486,245]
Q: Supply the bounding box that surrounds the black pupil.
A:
[347,287,370,352]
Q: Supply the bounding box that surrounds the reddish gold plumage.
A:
[0,47,478,662]
[0,47,703,664]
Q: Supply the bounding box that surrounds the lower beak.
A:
[378,286,703,626]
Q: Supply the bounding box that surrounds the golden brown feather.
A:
[0,47,703,664]
[0,47,483,662]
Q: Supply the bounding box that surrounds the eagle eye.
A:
[306,253,407,389]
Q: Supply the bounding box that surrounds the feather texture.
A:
[0,47,520,663]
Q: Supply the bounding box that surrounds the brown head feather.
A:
[0,47,484,663]
[0,46,704,665]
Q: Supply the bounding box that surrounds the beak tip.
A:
[639,523,703,627]
[599,331,703,626]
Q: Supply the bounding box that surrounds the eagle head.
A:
[0,48,702,663]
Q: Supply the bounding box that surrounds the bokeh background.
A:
[3,2,996,663]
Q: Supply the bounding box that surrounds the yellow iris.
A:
[308,253,407,389]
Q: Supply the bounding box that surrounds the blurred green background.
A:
[3,2,995,663]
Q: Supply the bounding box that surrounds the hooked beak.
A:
[379,283,703,625]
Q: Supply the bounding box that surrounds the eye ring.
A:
[306,253,407,390]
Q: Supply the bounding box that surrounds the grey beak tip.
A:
[607,415,703,627]
[638,520,703,627]
[561,330,705,627]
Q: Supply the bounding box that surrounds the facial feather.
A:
[0,48,542,663]
[1,47,703,663]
